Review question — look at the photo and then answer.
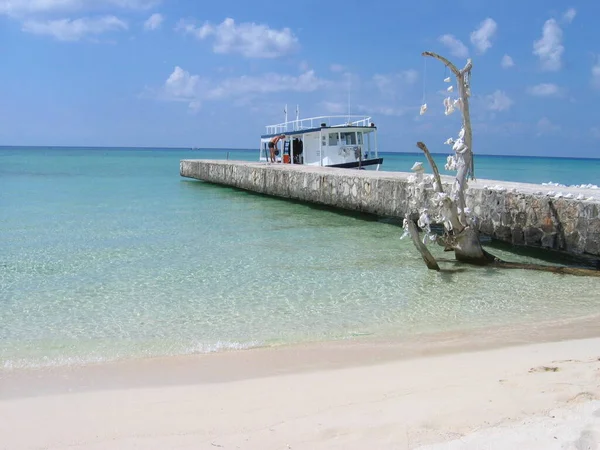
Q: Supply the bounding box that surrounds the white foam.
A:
[543,181,599,189]
[2,340,265,370]
[186,340,264,354]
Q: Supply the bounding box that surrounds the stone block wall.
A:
[466,188,600,256]
[180,160,600,257]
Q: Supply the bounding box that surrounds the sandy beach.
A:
[1,316,600,450]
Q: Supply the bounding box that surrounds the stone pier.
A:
[180,160,600,258]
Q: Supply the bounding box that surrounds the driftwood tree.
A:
[402,51,599,277]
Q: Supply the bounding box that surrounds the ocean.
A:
[2,146,600,369]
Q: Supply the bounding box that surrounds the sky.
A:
[1,0,599,157]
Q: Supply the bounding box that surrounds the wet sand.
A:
[2,315,600,449]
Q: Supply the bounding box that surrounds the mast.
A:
[347,74,351,124]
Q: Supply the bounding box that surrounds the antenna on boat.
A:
[295,104,299,131]
[347,74,351,124]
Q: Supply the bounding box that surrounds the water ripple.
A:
[2,148,600,368]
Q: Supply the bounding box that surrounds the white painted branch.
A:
[416,141,443,194]
[421,52,472,78]
[440,196,464,232]
[454,70,472,225]
[407,220,440,271]
[458,69,474,181]
[422,51,475,227]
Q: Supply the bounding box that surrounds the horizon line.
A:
[1,145,599,161]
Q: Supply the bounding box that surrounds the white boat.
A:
[259,114,383,170]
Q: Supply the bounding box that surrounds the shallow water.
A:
[1,147,600,369]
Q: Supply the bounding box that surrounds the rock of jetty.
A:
[180,160,600,259]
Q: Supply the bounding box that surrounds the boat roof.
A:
[262,115,377,139]
[261,125,376,139]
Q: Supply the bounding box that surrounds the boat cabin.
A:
[259,115,382,170]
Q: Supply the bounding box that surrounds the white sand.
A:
[1,336,599,450]
[418,400,600,449]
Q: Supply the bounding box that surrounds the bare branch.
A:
[406,220,440,271]
[417,142,443,194]
[422,51,474,183]
[407,50,599,277]
[422,51,459,76]
[459,80,475,182]
[416,141,462,232]
[493,261,600,277]
[421,52,472,77]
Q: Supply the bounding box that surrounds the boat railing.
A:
[265,115,372,135]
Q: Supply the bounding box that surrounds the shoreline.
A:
[3,312,600,401]
[1,319,600,449]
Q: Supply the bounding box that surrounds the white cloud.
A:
[164,66,204,100]
[592,57,600,90]
[483,90,513,111]
[321,101,411,117]
[470,18,497,54]
[22,15,127,41]
[298,60,310,71]
[329,64,345,73]
[475,121,529,135]
[562,8,576,24]
[365,105,412,117]
[536,117,561,136]
[533,19,564,71]
[144,12,163,30]
[372,75,392,95]
[400,69,419,84]
[501,54,514,69]
[209,71,326,98]
[159,66,328,109]
[372,70,418,96]
[321,101,346,114]
[177,17,298,58]
[526,83,563,97]
[438,34,469,58]
[0,0,157,16]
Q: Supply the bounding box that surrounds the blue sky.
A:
[1,0,599,157]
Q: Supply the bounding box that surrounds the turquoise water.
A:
[2,147,600,369]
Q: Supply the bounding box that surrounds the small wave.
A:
[183,340,264,355]
[1,340,265,371]
[2,354,114,371]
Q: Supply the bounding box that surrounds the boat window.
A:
[328,132,339,146]
[340,132,357,145]
[357,132,363,145]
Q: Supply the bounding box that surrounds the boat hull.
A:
[327,158,383,170]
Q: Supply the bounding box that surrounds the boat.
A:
[259,114,383,170]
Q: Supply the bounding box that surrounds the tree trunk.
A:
[407,220,440,271]
[435,257,600,277]
[408,51,600,277]
[492,261,600,277]
[452,227,492,265]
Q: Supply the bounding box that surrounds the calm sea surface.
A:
[2,147,600,369]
